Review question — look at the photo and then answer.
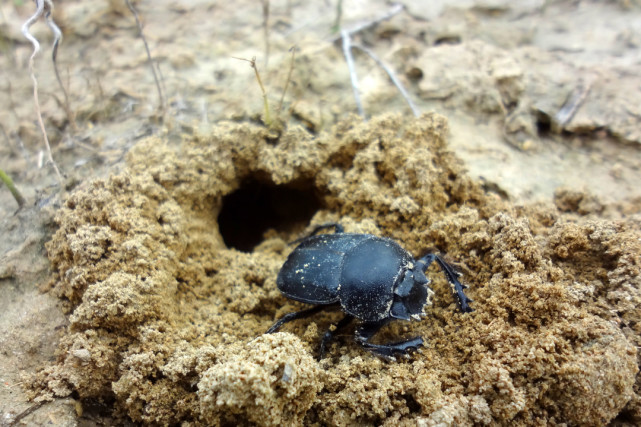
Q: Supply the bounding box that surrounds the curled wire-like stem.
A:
[44,3,77,132]
[21,0,45,60]
[21,0,63,183]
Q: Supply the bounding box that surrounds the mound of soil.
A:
[30,114,639,425]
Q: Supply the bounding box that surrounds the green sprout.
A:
[0,167,26,208]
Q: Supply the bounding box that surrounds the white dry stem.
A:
[21,0,63,182]
[339,3,417,120]
[341,29,364,118]
[352,44,419,117]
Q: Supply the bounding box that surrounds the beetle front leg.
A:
[417,253,474,313]
[355,320,423,361]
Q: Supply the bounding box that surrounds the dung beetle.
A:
[266,223,473,360]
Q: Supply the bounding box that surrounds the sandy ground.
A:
[1,0,640,425]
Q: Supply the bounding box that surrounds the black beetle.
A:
[266,223,473,360]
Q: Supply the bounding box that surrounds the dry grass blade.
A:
[21,0,63,183]
[125,0,166,117]
[277,47,296,114]
[261,0,270,67]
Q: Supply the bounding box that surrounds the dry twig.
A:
[554,79,594,128]
[7,401,45,427]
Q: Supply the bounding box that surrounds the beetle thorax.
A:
[389,267,432,321]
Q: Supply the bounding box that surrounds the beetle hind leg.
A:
[319,314,353,360]
[290,222,345,245]
[355,321,423,361]
[266,305,325,334]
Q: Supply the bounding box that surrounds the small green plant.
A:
[0,167,26,209]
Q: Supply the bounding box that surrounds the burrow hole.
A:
[217,177,323,252]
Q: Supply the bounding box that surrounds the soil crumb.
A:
[31,114,639,425]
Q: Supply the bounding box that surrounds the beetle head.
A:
[390,265,433,321]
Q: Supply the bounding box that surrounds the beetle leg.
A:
[319,314,353,360]
[266,305,326,334]
[307,222,344,235]
[290,222,345,245]
[417,253,474,313]
[355,320,424,361]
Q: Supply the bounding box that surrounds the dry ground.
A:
[1,1,640,425]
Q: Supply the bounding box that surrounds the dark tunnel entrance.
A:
[217,178,323,252]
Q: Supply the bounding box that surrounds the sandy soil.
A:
[1,1,640,425]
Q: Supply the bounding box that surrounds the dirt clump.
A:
[30,114,639,425]
[198,333,321,426]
